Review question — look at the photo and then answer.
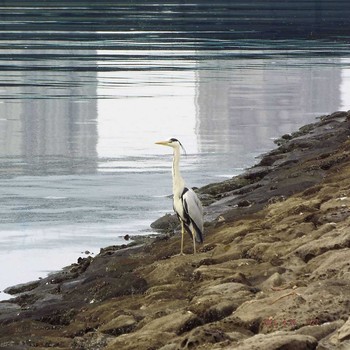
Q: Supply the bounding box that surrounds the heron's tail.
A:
[193,225,203,243]
[192,221,204,244]
[184,221,203,243]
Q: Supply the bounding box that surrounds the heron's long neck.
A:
[172,147,185,197]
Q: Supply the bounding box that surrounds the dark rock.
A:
[259,153,285,166]
[199,176,251,197]
[150,213,179,231]
[242,166,272,180]
[4,280,41,295]
[237,200,252,207]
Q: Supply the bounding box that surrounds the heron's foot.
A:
[171,252,186,258]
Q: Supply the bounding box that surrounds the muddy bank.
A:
[1,111,350,349]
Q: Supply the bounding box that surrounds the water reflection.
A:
[341,59,350,108]
[97,66,197,161]
[0,47,98,175]
[196,58,342,158]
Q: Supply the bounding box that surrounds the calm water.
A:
[1,2,350,299]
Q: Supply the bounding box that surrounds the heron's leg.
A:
[180,221,185,255]
[192,228,196,255]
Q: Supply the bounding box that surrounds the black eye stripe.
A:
[168,138,186,154]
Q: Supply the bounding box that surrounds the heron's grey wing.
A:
[182,188,204,243]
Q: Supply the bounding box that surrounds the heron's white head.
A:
[155,138,186,153]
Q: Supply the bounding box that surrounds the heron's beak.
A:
[155,140,170,146]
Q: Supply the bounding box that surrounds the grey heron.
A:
[156,138,204,255]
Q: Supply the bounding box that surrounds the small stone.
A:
[218,215,225,223]
[237,200,252,207]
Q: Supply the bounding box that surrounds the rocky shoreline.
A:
[1,111,350,349]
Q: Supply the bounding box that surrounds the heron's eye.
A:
[169,138,178,143]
